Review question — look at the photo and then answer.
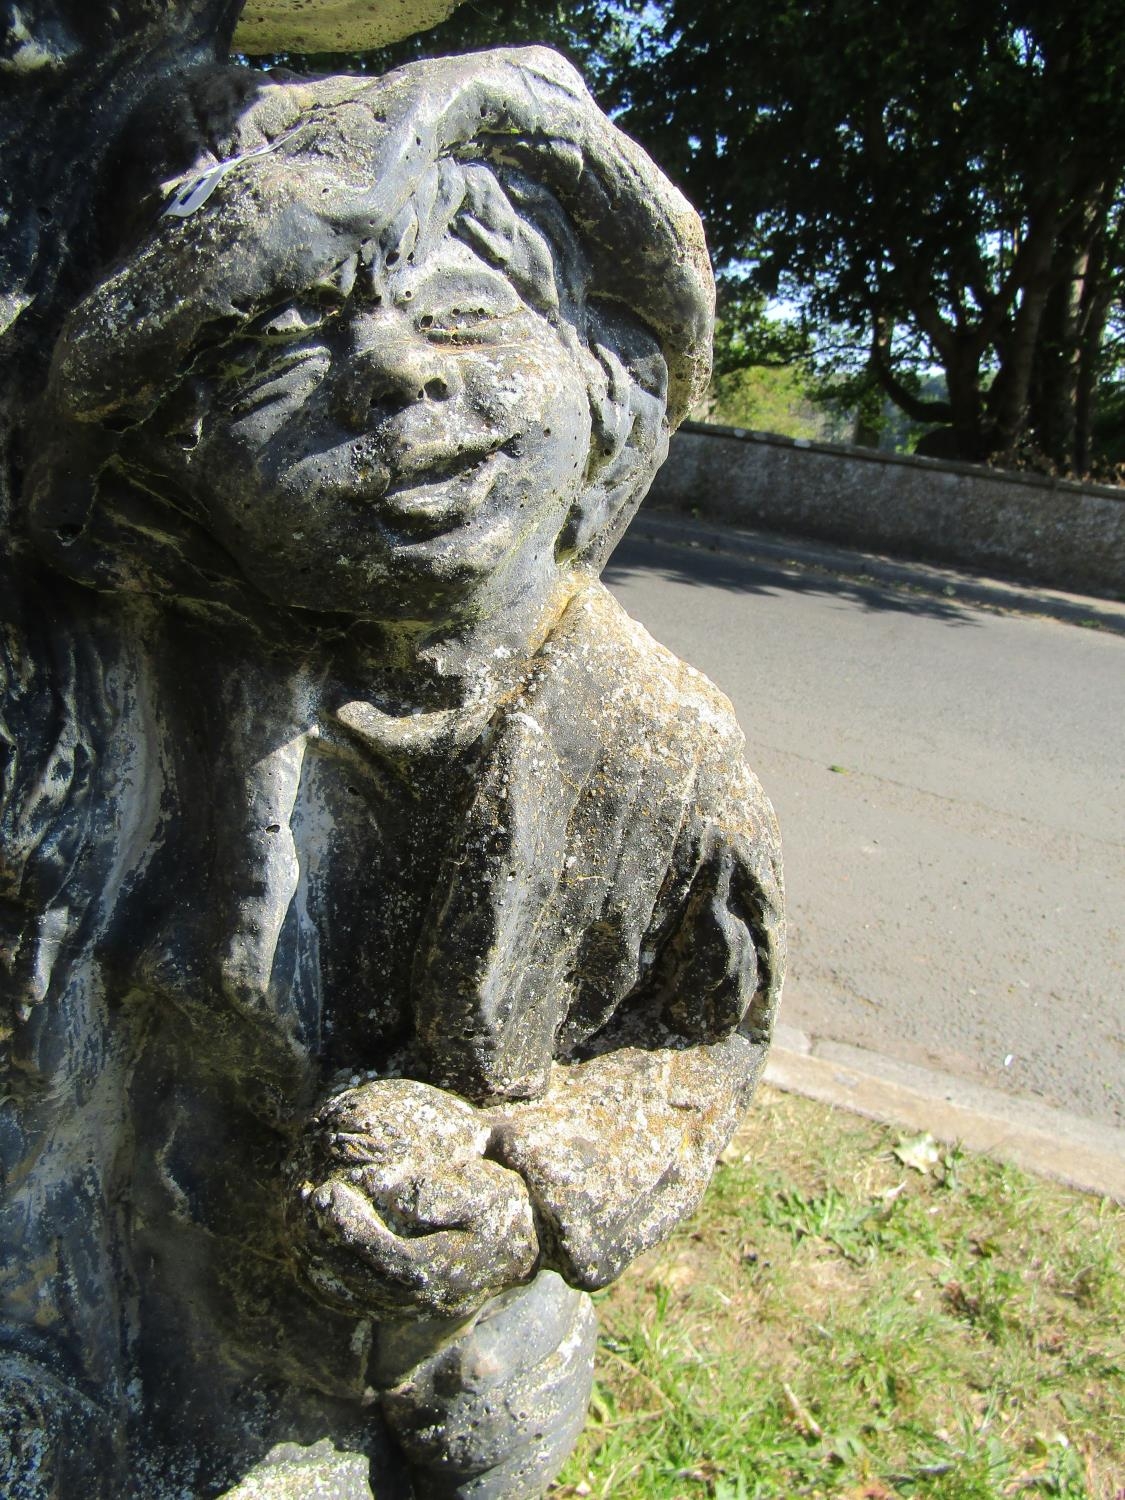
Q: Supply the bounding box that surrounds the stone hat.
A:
[48,46,714,435]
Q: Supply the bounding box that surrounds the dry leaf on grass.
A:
[893,1132,941,1173]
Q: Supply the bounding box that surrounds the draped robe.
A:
[1,578,784,1478]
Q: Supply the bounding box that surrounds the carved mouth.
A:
[375,437,518,531]
[386,439,510,493]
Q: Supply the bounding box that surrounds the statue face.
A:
[157,225,593,622]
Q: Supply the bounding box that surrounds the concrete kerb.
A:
[627,510,1125,636]
[764,1025,1125,1205]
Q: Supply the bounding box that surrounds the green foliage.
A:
[555,1090,1125,1499]
[701,284,854,440]
[702,365,836,441]
[1091,379,1125,466]
[616,1,1125,474]
[709,284,807,380]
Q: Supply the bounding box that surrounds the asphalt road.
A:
[605,518,1125,1129]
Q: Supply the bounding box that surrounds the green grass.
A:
[553,1087,1124,1500]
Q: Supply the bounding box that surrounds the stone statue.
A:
[1,20,784,1500]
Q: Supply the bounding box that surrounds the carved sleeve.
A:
[486,744,786,1290]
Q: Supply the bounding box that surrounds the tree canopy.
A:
[615,0,1125,473]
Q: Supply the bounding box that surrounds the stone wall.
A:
[646,422,1125,601]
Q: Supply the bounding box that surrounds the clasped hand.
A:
[287,1041,745,1321]
[286,1078,538,1321]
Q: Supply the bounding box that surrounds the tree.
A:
[615,0,1125,474]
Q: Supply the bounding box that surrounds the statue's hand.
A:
[487,1038,756,1289]
[286,1079,538,1321]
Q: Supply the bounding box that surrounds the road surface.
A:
[605,518,1125,1129]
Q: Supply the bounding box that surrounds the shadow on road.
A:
[606,534,982,628]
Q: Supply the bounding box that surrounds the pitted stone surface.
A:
[489,1039,768,1289]
[218,1441,373,1499]
[288,1080,539,1320]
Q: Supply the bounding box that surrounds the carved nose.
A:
[337,336,459,428]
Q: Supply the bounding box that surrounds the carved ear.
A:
[556,323,669,566]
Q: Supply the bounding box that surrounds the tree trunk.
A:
[852,351,883,447]
[1028,182,1121,473]
[1030,247,1086,469]
[867,311,958,451]
[984,202,1062,458]
[1075,279,1114,474]
[943,338,987,461]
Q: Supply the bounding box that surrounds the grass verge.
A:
[553,1086,1124,1500]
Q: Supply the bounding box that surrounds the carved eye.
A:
[221,297,336,408]
[248,299,339,340]
[421,306,511,343]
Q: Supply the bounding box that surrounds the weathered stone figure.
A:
[1,12,783,1499]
